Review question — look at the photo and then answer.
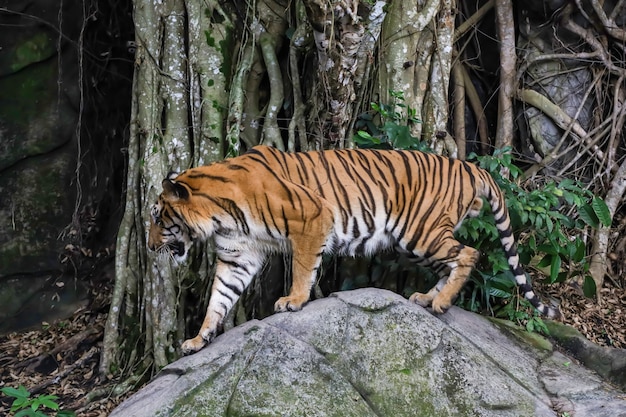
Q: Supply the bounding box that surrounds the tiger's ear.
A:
[162,178,190,201]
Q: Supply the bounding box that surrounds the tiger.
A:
[148,145,560,354]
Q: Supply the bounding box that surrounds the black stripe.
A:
[281,207,290,237]
[218,257,251,275]
[186,173,232,182]
[217,288,234,302]
[227,164,248,171]
[218,276,243,296]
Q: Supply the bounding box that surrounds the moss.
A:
[12,33,56,72]
[218,29,233,90]
[488,317,554,352]
[0,58,57,128]
[0,152,76,274]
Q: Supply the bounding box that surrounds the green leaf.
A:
[12,396,32,412]
[489,287,513,298]
[545,216,553,233]
[578,204,599,228]
[592,197,611,227]
[15,410,39,417]
[37,396,60,410]
[353,131,381,147]
[537,254,552,268]
[555,271,569,283]
[536,244,559,256]
[583,275,597,297]
[572,238,586,263]
[550,255,562,282]
[1,386,30,399]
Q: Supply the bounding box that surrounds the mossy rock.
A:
[0,149,76,276]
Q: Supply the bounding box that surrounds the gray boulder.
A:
[111,289,626,417]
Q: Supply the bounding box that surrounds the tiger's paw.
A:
[274,296,306,313]
[431,295,452,315]
[409,291,433,308]
[181,336,207,355]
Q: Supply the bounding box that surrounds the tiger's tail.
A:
[483,174,560,319]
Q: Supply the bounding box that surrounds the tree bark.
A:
[494,0,515,150]
[102,0,230,375]
[377,0,455,152]
[303,0,366,147]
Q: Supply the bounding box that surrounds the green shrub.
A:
[353,90,429,151]
[455,148,609,316]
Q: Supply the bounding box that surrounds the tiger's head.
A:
[147,172,197,263]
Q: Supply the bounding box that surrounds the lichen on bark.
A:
[378,0,454,151]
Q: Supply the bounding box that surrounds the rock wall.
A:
[0,0,133,331]
[0,1,82,276]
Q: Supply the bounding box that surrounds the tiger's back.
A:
[148,145,558,354]
[244,147,486,256]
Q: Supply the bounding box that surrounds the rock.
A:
[111,289,626,417]
[545,320,626,390]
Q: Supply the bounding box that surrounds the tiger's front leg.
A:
[181,249,265,354]
[273,251,324,312]
[274,231,330,313]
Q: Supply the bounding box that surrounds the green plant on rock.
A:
[0,386,75,417]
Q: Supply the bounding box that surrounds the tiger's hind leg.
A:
[410,276,447,307]
[407,260,450,307]
[406,232,479,314]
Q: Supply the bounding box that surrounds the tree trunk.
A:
[378,0,454,152]
[101,0,230,375]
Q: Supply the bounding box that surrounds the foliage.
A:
[0,386,75,417]
[455,148,610,313]
[498,298,551,334]
[353,90,429,151]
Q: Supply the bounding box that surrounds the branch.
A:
[454,0,494,42]
[517,88,606,178]
[31,347,99,395]
[259,32,285,151]
[494,0,515,150]
[606,76,626,168]
[562,10,626,77]
[452,61,466,159]
[589,156,626,294]
[459,62,489,153]
[586,0,626,42]
[288,24,309,151]
[227,44,255,152]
